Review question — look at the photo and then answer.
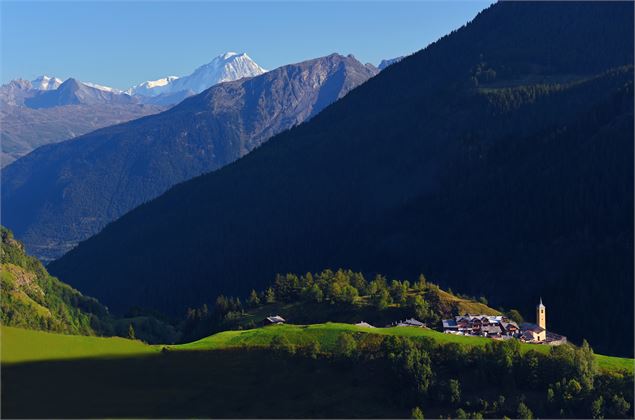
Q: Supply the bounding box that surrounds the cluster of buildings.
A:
[442,314,520,338]
[264,299,566,346]
[442,298,566,345]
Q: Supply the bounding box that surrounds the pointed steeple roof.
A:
[537,297,545,308]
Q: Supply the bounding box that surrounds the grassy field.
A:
[2,324,632,374]
[594,353,635,373]
[174,322,493,351]
[0,326,157,363]
[172,323,633,373]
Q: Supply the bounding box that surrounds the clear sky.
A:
[1,1,491,90]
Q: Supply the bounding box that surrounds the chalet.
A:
[395,318,425,328]
[501,321,519,335]
[481,324,503,337]
[263,315,286,325]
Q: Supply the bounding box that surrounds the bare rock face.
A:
[1,54,378,261]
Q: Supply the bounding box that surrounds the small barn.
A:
[263,315,286,325]
[395,318,426,328]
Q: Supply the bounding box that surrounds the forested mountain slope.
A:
[0,226,109,335]
[49,2,634,356]
[1,54,377,261]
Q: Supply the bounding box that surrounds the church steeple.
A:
[536,297,546,330]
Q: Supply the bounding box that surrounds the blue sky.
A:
[1,1,491,89]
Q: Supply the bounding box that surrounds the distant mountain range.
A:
[46,1,633,358]
[0,52,267,165]
[25,78,137,109]
[0,77,164,166]
[2,53,378,261]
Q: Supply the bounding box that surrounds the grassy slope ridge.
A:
[0,326,157,363]
[0,226,109,335]
[3,324,632,374]
[173,323,634,374]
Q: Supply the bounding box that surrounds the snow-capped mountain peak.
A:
[16,52,267,106]
[81,81,123,94]
[31,75,63,90]
[127,52,266,100]
[126,76,180,96]
[222,51,239,59]
[146,76,179,88]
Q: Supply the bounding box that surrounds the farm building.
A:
[263,315,286,325]
[390,318,426,328]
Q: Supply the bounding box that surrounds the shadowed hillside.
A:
[49,2,634,356]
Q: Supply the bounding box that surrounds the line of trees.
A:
[180,268,529,343]
[267,331,633,419]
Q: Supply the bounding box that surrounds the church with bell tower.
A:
[536,297,546,330]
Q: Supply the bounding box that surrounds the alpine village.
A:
[0,1,633,419]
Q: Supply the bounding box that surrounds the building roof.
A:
[501,321,519,330]
[266,315,286,323]
[521,322,545,333]
[455,314,504,323]
[482,325,502,334]
[396,318,425,327]
[546,331,567,341]
[522,330,537,340]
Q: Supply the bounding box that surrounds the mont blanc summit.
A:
[127,52,266,99]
